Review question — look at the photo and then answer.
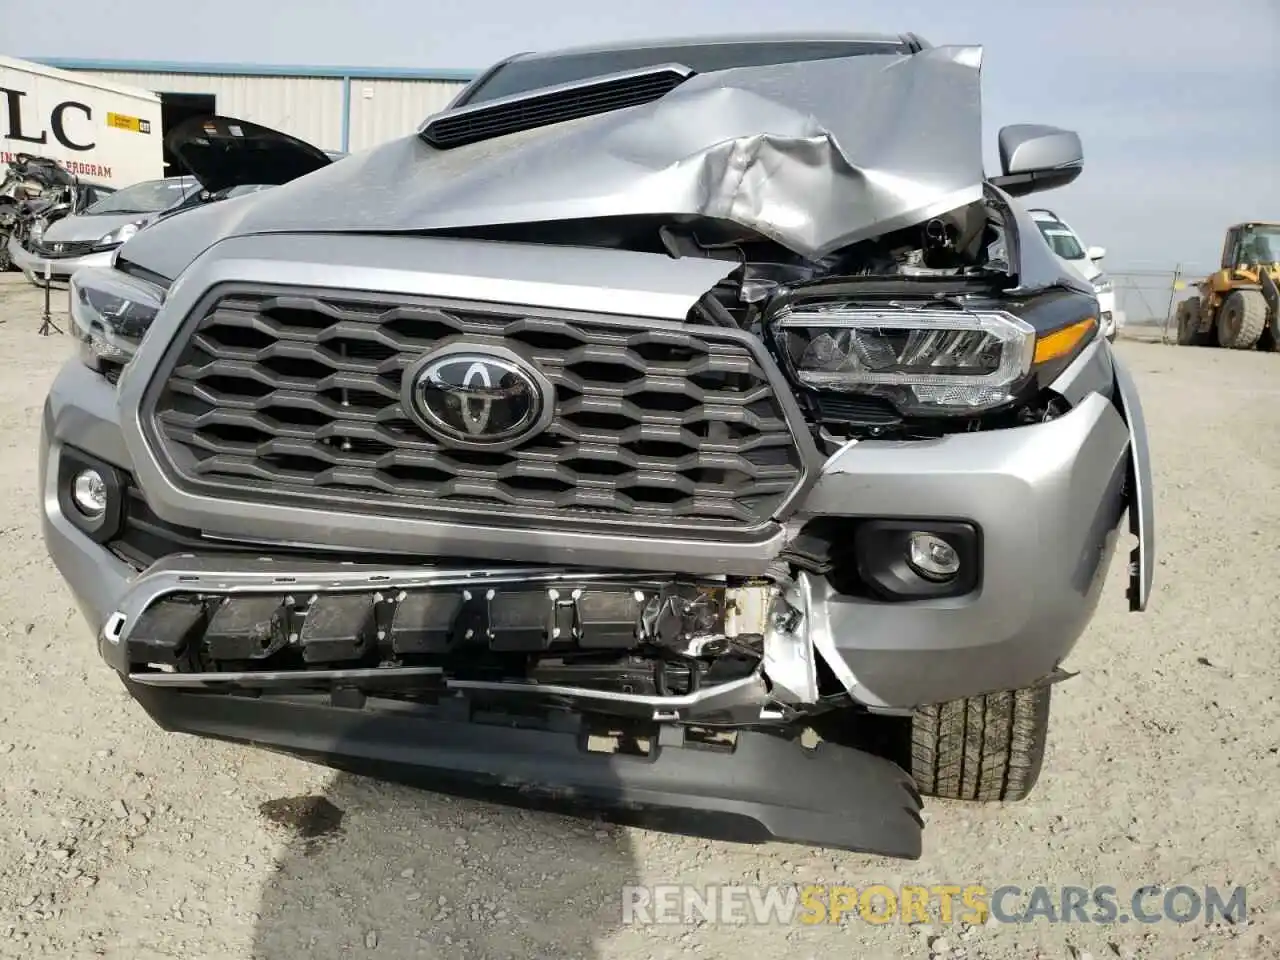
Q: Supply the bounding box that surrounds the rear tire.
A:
[1175,298,1205,345]
[911,686,1051,802]
[1217,290,1267,349]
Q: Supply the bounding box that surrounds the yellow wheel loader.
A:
[1175,221,1280,350]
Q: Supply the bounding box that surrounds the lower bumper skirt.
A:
[126,680,925,858]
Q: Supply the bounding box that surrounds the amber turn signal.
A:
[1033,317,1097,365]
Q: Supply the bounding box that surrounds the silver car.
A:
[10,116,334,285]
[8,177,200,284]
[41,33,1154,858]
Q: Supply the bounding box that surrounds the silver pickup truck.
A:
[40,32,1154,859]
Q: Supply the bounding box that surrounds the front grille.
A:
[32,239,97,258]
[143,286,810,537]
[422,67,691,149]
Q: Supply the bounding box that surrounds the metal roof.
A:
[25,57,479,82]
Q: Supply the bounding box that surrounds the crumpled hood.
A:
[128,45,986,269]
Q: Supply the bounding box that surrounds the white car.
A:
[1029,208,1124,341]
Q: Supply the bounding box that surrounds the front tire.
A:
[911,686,1051,802]
[1217,290,1267,349]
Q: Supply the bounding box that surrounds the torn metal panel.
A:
[208,46,987,260]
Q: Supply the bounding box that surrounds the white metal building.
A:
[30,58,476,162]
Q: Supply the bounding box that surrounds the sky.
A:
[8,0,1279,277]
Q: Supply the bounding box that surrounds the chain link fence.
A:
[1110,262,1216,343]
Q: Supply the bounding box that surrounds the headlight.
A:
[69,266,164,372]
[770,304,1097,416]
[771,305,1037,415]
[1092,275,1113,295]
[95,221,142,249]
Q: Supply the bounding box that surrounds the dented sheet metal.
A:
[205,46,987,260]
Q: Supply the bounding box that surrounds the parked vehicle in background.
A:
[1175,221,1280,350]
[1,55,163,189]
[7,176,197,283]
[41,34,1153,859]
[8,114,332,284]
[1029,208,1124,341]
[0,153,115,271]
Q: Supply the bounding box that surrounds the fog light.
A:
[906,533,960,581]
[71,468,108,517]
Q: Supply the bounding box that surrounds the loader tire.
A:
[1175,299,1199,345]
[1217,290,1267,349]
[911,686,1050,802]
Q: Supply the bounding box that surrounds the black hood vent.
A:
[420,64,693,150]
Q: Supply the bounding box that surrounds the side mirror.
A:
[1087,245,1106,261]
[989,124,1083,197]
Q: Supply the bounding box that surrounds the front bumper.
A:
[8,233,115,285]
[42,335,1146,711]
[41,311,1151,855]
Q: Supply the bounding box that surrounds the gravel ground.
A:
[0,272,1276,960]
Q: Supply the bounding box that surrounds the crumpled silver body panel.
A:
[128,45,985,262]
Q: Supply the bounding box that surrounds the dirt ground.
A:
[0,272,1276,960]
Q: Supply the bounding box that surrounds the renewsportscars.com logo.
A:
[621,884,1249,927]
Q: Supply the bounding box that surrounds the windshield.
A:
[1035,219,1087,260]
[1239,226,1280,263]
[83,178,198,215]
[460,39,912,104]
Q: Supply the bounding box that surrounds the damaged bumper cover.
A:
[44,328,1144,713]
[102,560,786,723]
[127,679,925,857]
[38,262,1149,859]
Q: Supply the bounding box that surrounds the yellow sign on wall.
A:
[106,112,152,135]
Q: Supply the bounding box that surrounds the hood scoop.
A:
[420,64,694,149]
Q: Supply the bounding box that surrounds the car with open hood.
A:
[8,177,199,283]
[42,33,1154,859]
[8,115,331,284]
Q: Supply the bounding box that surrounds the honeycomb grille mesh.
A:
[145,289,807,534]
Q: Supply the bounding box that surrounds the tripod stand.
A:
[37,263,63,337]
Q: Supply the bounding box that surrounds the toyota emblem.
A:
[403,344,555,451]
